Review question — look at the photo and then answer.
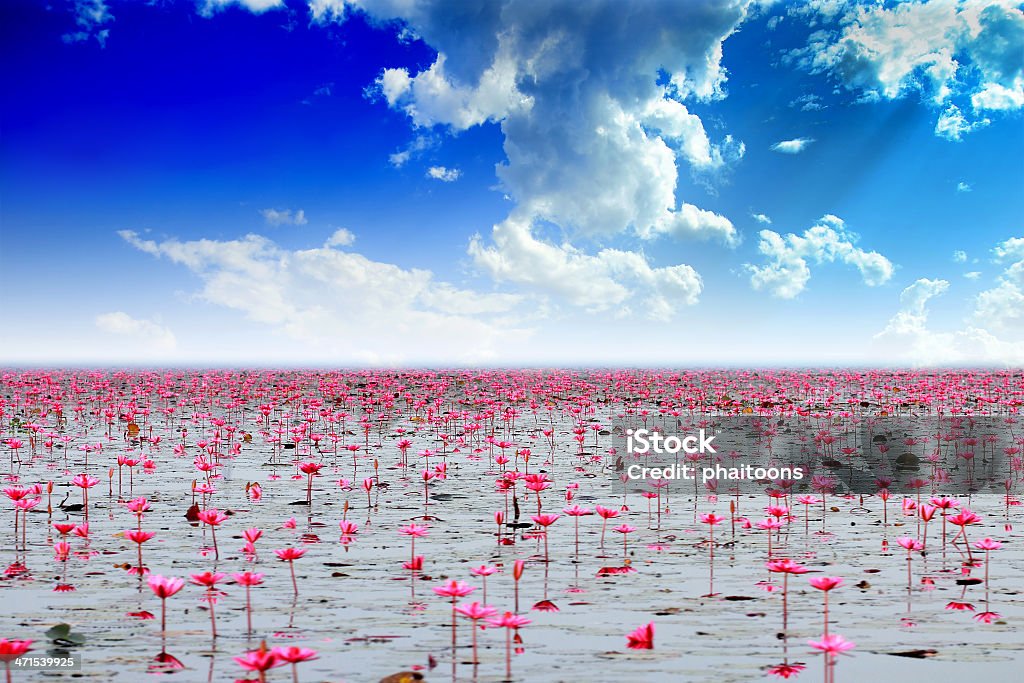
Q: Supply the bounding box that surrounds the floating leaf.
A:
[44,623,70,640]
[45,623,86,645]
[889,649,938,658]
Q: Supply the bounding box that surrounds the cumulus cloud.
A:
[330,0,748,312]
[957,181,973,192]
[953,249,968,262]
[373,53,525,131]
[874,276,1024,366]
[770,137,815,154]
[877,278,950,336]
[325,227,355,247]
[752,213,772,225]
[427,166,461,182]
[63,0,113,47]
[935,104,990,141]
[95,312,177,352]
[118,229,527,364]
[974,236,1024,330]
[792,0,1024,140]
[468,214,702,320]
[746,214,894,298]
[261,208,308,226]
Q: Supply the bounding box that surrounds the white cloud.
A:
[63,0,113,47]
[388,134,436,168]
[377,68,412,106]
[118,229,528,364]
[788,0,850,25]
[261,208,308,226]
[95,312,177,352]
[935,104,989,141]
[878,277,950,336]
[953,249,968,262]
[374,53,526,131]
[973,236,1024,330]
[200,0,284,17]
[752,213,772,225]
[789,94,825,111]
[874,276,1024,366]
[308,0,349,24]
[965,271,982,279]
[793,0,1024,140]
[993,236,1024,261]
[770,137,815,154]
[746,214,894,298]
[972,81,1024,110]
[468,214,701,320]
[325,227,355,247]
[957,181,973,192]
[427,166,461,182]
[342,0,747,312]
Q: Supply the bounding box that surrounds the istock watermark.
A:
[611,416,1018,496]
[625,428,717,455]
[624,462,805,484]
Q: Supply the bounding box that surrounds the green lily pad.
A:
[44,623,86,645]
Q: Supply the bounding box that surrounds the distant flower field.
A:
[1,369,1022,682]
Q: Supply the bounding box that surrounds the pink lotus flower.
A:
[0,638,33,661]
[488,610,532,629]
[973,611,1001,624]
[272,645,318,663]
[626,622,655,649]
[189,571,226,588]
[275,548,306,596]
[147,574,185,632]
[767,662,807,679]
[974,537,1002,551]
[700,512,725,525]
[231,571,264,586]
[531,513,560,527]
[433,580,476,599]
[197,508,228,526]
[809,576,843,591]
[234,642,282,674]
[125,529,155,544]
[766,558,809,574]
[147,574,184,599]
[71,474,99,489]
[896,536,923,551]
[470,564,498,577]
[53,541,71,561]
[808,633,855,655]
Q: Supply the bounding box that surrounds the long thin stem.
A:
[208,590,217,639]
[505,628,512,681]
[245,585,253,635]
[823,591,829,636]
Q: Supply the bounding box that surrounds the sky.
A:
[1,0,1022,367]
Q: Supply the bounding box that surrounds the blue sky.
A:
[1,0,1022,366]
